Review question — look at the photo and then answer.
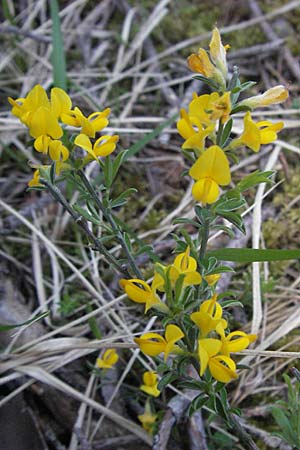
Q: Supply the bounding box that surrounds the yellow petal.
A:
[198,338,222,375]
[94,135,119,157]
[209,355,238,383]
[165,324,184,344]
[192,178,220,204]
[187,49,215,77]
[29,107,63,139]
[74,133,98,160]
[34,135,51,153]
[204,273,221,286]
[177,109,195,140]
[189,146,231,185]
[134,333,166,356]
[51,87,72,118]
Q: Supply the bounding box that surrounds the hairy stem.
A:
[40,178,130,277]
[77,169,143,279]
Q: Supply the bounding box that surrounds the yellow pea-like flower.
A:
[138,399,157,433]
[140,371,161,397]
[96,348,119,369]
[74,133,119,161]
[231,112,283,152]
[119,278,163,313]
[240,85,289,109]
[191,294,227,338]
[216,323,256,357]
[62,107,110,138]
[189,145,231,204]
[198,338,238,383]
[134,324,184,361]
[209,27,229,80]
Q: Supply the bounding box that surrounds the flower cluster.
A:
[9,84,119,186]
[176,28,288,205]
[121,246,255,383]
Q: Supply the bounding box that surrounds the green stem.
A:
[77,169,143,279]
[228,413,259,450]
[40,178,130,277]
[216,119,223,146]
[199,217,210,262]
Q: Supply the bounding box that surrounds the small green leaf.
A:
[220,212,245,234]
[237,170,274,192]
[157,372,178,391]
[188,393,210,416]
[220,118,233,147]
[73,204,101,225]
[110,188,137,208]
[230,104,252,114]
[192,75,220,91]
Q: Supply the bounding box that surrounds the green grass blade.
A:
[207,248,300,262]
[0,311,49,331]
[124,113,178,161]
[50,0,67,89]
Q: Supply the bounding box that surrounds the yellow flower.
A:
[74,133,119,161]
[190,294,227,337]
[50,87,72,119]
[231,112,283,152]
[169,246,202,287]
[96,348,119,369]
[210,91,231,124]
[187,48,216,78]
[176,109,213,152]
[138,399,157,433]
[134,324,184,361]
[119,278,164,313]
[187,28,227,89]
[216,324,256,357]
[140,371,161,397]
[209,28,229,79]
[8,84,49,126]
[188,92,220,127]
[240,85,289,109]
[28,169,42,188]
[189,145,231,204]
[204,273,220,286]
[34,136,69,161]
[198,338,238,383]
[62,107,110,138]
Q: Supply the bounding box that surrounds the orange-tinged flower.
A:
[210,91,231,124]
[134,324,184,361]
[187,48,216,78]
[97,348,119,369]
[189,145,231,204]
[140,371,160,397]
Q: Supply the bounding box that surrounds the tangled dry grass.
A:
[1,1,300,449]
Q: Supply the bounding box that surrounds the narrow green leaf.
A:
[0,311,49,331]
[157,372,177,391]
[207,248,300,262]
[237,170,274,192]
[50,0,67,89]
